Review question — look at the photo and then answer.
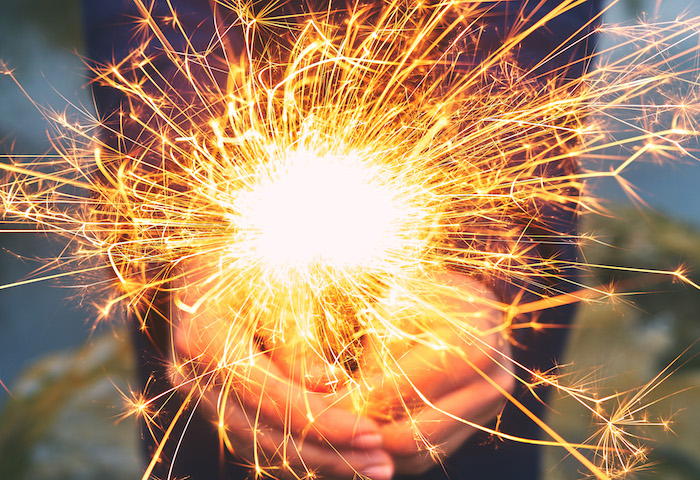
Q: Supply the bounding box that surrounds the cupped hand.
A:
[170,261,395,480]
[171,259,514,479]
[350,271,516,475]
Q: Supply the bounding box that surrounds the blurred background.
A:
[0,0,698,478]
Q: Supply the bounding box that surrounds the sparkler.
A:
[1,0,699,479]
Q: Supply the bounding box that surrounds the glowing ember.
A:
[235,150,423,270]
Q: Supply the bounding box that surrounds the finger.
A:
[173,327,384,451]
[365,333,505,404]
[175,368,395,480]
[380,360,515,463]
[358,273,509,412]
[223,349,384,449]
[355,329,511,423]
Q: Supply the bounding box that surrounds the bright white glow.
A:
[239,150,404,269]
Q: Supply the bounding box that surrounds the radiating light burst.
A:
[235,149,429,271]
[1,0,700,479]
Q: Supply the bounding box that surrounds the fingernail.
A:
[360,464,394,480]
[351,433,383,449]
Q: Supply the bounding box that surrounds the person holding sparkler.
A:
[82,0,601,479]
